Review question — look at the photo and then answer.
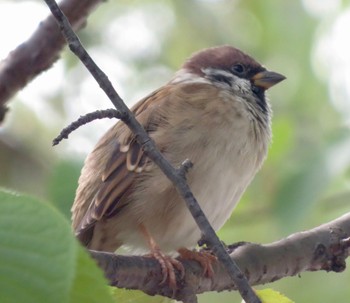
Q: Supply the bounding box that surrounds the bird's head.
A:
[180,45,286,113]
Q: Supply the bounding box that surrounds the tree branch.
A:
[0,0,104,123]
[90,213,350,300]
[43,0,261,302]
[52,109,122,146]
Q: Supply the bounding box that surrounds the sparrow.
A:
[71,45,285,287]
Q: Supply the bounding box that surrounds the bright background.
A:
[1,0,350,302]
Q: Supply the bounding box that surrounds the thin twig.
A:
[52,109,122,145]
[43,1,261,302]
[177,159,194,180]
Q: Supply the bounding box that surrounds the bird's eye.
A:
[232,64,245,74]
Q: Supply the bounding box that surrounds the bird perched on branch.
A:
[71,45,285,287]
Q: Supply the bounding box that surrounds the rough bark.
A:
[90,212,350,300]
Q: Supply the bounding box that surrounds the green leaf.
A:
[0,189,76,303]
[0,189,113,303]
[69,246,114,303]
[256,288,294,303]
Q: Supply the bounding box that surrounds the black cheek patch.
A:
[252,86,268,113]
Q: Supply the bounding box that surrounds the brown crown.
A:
[182,45,265,77]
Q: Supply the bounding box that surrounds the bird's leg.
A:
[139,224,185,289]
[178,248,217,278]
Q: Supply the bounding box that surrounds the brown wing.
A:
[71,86,171,245]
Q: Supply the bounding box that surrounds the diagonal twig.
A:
[43,1,261,302]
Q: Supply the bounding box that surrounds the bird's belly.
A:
[191,154,256,231]
[116,121,269,253]
[155,180,247,252]
[150,161,255,251]
[117,147,261,253]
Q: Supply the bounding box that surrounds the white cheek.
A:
[231,77,252,95]
[170,69,210,84]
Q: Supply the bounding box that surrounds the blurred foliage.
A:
[47,159,83,220]
[1,0,350,302]
[111,288,171,303]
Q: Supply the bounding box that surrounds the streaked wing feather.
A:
[73,87,170,239]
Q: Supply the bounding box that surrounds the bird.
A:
[71,45,285,287]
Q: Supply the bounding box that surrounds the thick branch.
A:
[0,0,104,123]
[90,213,350,300]
[43,1,260,302]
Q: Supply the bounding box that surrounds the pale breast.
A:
[188,99,270,231]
